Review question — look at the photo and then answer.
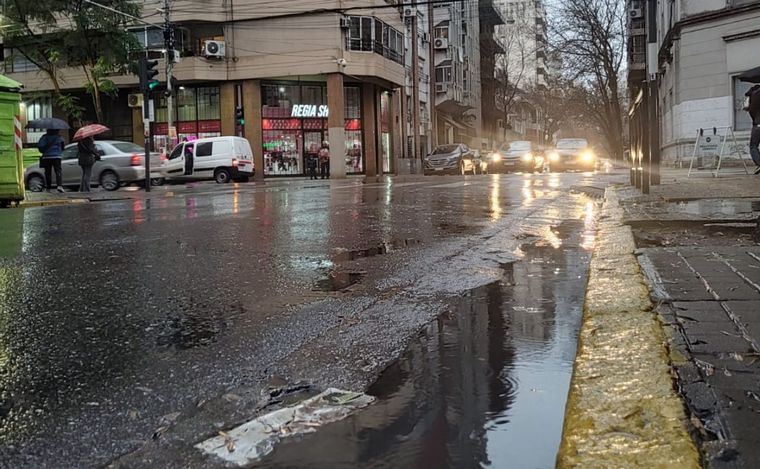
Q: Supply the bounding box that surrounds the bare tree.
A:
[551,0,626,159]
[491,13,536,138]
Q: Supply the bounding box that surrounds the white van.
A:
[161,136,254,183]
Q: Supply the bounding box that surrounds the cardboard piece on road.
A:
[195,388,374,466]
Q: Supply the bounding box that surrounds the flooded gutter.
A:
[557,188,700,468]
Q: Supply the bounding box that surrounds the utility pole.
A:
[646,0,660,187]
[163,0,175,148]
[428,0,437,149]
[411,3,422,165]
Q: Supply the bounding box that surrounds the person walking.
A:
[318,142,330,179]
[37,129,65,192]
[746,84,760,174]
[77,136,100,192]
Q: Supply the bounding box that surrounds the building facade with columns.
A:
[5,0,406,179]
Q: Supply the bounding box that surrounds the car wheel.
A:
[214,168,232,184]
[150,177,165,186]
[26,174,45,192]
[100,171,120,191]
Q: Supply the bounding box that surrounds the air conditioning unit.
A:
[433,38,448,50]
[203,40,226,58]
[404,7,417,18]
[340,17,351,29]
[128,93,144,108]
[435,83,448,93]
[630,8,644,19]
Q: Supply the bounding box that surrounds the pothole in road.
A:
[312,272,365,292]
[333,239,421,262]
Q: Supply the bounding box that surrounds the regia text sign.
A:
[291,105,329,118]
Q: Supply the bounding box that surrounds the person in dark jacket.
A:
[746,84,760,174]
[306,152,318,180]
[37,129,65,192]
[77,136,100,192]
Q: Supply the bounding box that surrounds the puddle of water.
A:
[258,221,591,468]
[669,199,758,217]
[333,239,421,262]
[313,272,365,292]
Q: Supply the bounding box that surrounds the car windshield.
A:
[432,145,459,155]
[509,141,532,151]
[111,142,145,154]
[556,139,588,149]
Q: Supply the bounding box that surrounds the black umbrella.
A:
[738,66,760,83]
[26,117,69,130]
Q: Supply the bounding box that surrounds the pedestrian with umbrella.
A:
[28,118,69,193]
[73,124,109,192]
[738,66,760,174]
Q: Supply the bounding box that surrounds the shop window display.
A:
[263,130,301,176]
[261,82,365,176]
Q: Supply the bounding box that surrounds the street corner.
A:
[558,187,701,468]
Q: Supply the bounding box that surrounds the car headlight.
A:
[491,153,502,162]
[582,151,595,162]
[522,153,533,162]
[549,152,560,162]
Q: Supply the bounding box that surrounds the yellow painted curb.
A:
[18,198,88,208]
[557,189,700,468]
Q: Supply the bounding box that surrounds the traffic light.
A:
[235,107,245,126]
[138,56,160,93]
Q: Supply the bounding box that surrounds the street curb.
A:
[18,198,89,208]
[556,188,701,468]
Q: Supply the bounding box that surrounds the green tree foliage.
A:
[3,0,141,123]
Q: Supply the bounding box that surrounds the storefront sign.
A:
[291,104,329,118]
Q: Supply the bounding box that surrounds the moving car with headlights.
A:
[489,141,543,173]
[423,144,481,175]
[24,140,162,192]
[162,136,254,183]
[545,139,596,172]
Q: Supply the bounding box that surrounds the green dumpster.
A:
[22,147,41,169]
[0,75,24,208]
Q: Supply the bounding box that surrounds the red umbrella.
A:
[73,124,110,141]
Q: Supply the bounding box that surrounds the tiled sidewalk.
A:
[641,246,760,467]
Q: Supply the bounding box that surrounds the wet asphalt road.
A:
[0,171,623,468]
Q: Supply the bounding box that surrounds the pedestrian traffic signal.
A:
[235,107,245,126]
[138,56,160,93]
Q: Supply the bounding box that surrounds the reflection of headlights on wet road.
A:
[581,151,595,163]
[548,152,560,162]
[522,153,533,162]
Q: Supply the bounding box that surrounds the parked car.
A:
[161,136,254,183]
[489,141,543,173]
[423,144,482,175]
[546,138,596,172]
[24,140,162,192]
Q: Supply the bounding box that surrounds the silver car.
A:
[25,140,162,192]
[423,144,481,175]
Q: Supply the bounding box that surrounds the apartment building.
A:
[626,0,648,101]
[397,0,503,161]
[654,0,760,163]
[429,1,484,148]
[5,1,407,178]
